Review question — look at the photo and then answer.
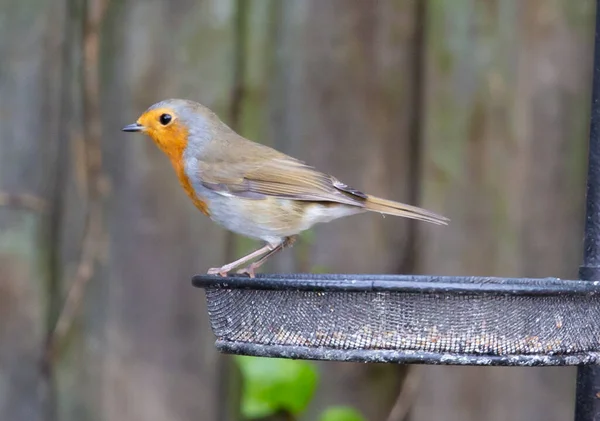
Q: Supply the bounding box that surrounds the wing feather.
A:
[197,144,366,206]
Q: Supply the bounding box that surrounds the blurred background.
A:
[0,0,595,420]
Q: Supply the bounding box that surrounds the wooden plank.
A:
[0,0,67,419]
[54,1,236,420]
[413,0,594,420]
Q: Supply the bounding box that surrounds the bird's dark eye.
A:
[159,113,172,126]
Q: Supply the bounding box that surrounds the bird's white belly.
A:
[207,194,302,243]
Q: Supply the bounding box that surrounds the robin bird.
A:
[122,99,449,277]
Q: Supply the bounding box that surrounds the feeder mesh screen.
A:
[204,289,600,355]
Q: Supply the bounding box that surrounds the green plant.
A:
[235,356,318,418]
[235,356,366,421]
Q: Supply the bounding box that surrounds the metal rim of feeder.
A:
[193,274,600,367]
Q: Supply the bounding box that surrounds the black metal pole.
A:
[575,2,600,420]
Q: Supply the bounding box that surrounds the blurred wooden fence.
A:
[0,0,594,420]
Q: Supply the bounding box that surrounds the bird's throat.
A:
[148,127,211,217]
[168,151,211,217]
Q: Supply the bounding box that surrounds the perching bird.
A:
[122,99,448,277]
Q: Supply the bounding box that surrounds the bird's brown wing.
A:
[197,141,367,206]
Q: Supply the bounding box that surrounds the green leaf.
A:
[319,406,367,421]
[235,356,319,419]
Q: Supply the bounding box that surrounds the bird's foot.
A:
[207,267,230,277]
[236,263,258,278]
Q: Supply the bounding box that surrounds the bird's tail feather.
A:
[364,195,449,225]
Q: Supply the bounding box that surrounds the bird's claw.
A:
[207,267,229,277]
[236,265,257,278]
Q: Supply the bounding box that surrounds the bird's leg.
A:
[207,243,275,277]
[236,236,297,278]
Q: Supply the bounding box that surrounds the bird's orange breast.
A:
[148,122,211,217]
[173,159,211,217]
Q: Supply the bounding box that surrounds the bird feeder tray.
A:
[192,273,600,366]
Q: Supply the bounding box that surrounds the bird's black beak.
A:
[122,123,144,132]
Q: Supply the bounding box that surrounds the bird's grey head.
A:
[148,98,228,139]
[123,98,232,157]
